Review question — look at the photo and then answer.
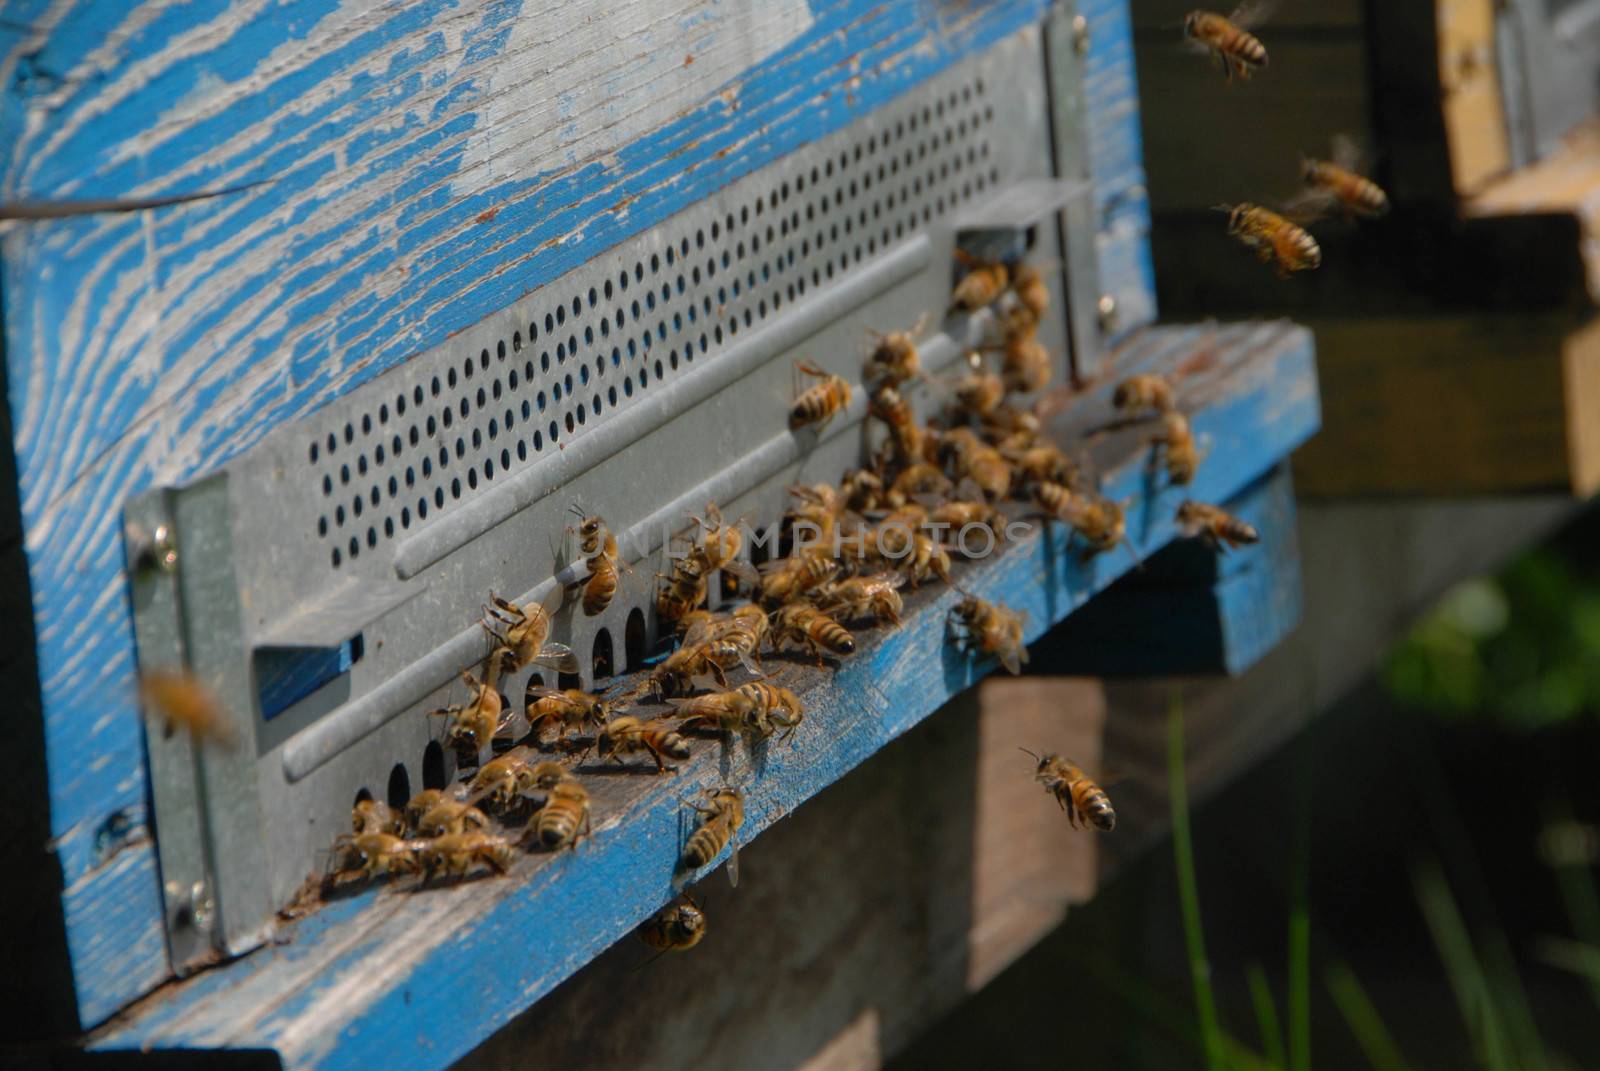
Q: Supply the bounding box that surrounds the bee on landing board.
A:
[526,686,615,748]
[681,787,745,885]
[790,361,852,431]
[949,596,1029,676]
[423,832,515,880]
[1021,749,1116,832]
[352,797,402,836]
[531,778,591,852]
[1184,5,1270,82]
[771,602,856,659]
[1177,500,1260,551]
[328,832,428,883]
[1218,202,1321,277]
[1292,135,1389,220]
[1112,372,1176,417]
[637,893,707,965]
[596,716,694,773]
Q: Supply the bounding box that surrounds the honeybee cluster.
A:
[1184,7,1390,277]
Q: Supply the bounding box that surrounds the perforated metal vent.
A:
[306,80,1000,568]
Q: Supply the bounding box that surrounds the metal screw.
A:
[1097,294,1119,335]
[1072,14,1090,55]
[166,878,215,931]
[132,523,178,574]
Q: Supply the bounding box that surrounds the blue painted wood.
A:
[0,0,1056,1023]
[1031,463,1305,676]
[1081,0,1156,337]
[87,320,1318,1069]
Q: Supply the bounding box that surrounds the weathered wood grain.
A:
[87,321,1318,1070]
[0,0,1055,1024]
[1292,313,1600,497]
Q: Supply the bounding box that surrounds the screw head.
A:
[1072,14,1090,55]
[1097,294,1119,334]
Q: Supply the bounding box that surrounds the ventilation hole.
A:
[386,764,411,808]
[558,669,582,691]
[422,741,448,790]
[624,608,649,669]
[592,629,614,679]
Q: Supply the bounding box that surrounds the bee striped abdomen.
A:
[583,555,617,615]
[683,822,729,870]
[1072,782,1117,832]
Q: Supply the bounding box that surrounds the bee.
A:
[1111,373,1175,416]
[481,588,578,676]
[414,796,492,837]
[864,317,927,386]
[682,788,745,885]
[1003,444,1076,492]
[995,314,1053,395]
[772,602,856,659]
[949,251,1009,313]
[1177,500,1260,551]
[532,779,591,851]
[657,550,710,626]
[570,511,626,616]
[423,831,515,879]
[790,361,852,431]
[954,366,1007,420]
[1035,480,1081,522]
[637,894,707,961]
[353,797,402,836]
[468,745,546,809]
[734,680,805,739]
[1151,410,1200,485]
[1295,135,1389,219]
[329,832,426,882]
[669,689,761,737]
[817,572,906,628]
[838,469,888,513]
[428,668,512,754]
[691,502,744,571]
[1010,262,1051,323]
[1184,6,1269,82]
[527,686,614,746]
[870,385,928,468]
[1056,492,1129,558]
[949,596,1029,676]
[403,789,449,832]
[786,483,843,542]
[881,527,953,587]
[687,603,767,676]
[1218,203,1321,277]
[597,716,693,773]
[759,548,840,605]
[138,669,238,747]
[940,427,1012,501]
[645,640,728,699]
[1021,749,1115,832]
[889,461,954,504]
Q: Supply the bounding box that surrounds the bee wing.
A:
[720,559,761,592]
[998,649,1023,676]
[954,477,988,503]
[1330,132,1364,171]
[525,685,577,704]
[725,846,740,889]
[532,643,580,674]
[1229,0,1275,29]
[1279,186,1338,224]
[681,619,714,647]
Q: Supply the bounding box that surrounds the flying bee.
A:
[1021,749,1115,832]
[597,716,693,773]
[468,745,546,810]
[817,572,906,628]
[428,668,512,754]
[532,779,591,852]
[1112,372,1176,416]
[949,596,1029,676]
[569,511,627,616]
[864,315,928,386]
[735,681,805,739]
[138,669,238,747]
[1177,500,1260,551]
[1293,135,1389,219]
[352,797,402,836]
[415,796,492,838]
[682,788,745,886]
[527,686,614,747]
[1184,5,1269,82]
[949,251,1010,313]
[1218,202,1321,277]
[424,832,515,880]
[637,894,707,963]
[1009,262,1051,323]
[772,602,856,659]
[328,832,426,883]
[870,384,928,468]
[790,361,852,431]
[994,313,1053,395]
[1152,410,1201,485]
[759,548,840,605]
[481,588,578,677]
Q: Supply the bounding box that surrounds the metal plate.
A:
[128,23,1089,955]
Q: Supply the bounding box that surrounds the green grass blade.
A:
[1246,964,1286,1070]
[1084,955,1277,1071]
[1326,960,1414,1071]
[1533,936,1600,985]
[1288,728,1312,1071]
[1169,687,1226,1071]
[1412,860,1514,1071]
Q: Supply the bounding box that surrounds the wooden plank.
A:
[1032,463,1303,677]
[1292,313,1600,498]
[85,320,1318,1070]
[1437,0,1512,194]
[0,0,1055,1024]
